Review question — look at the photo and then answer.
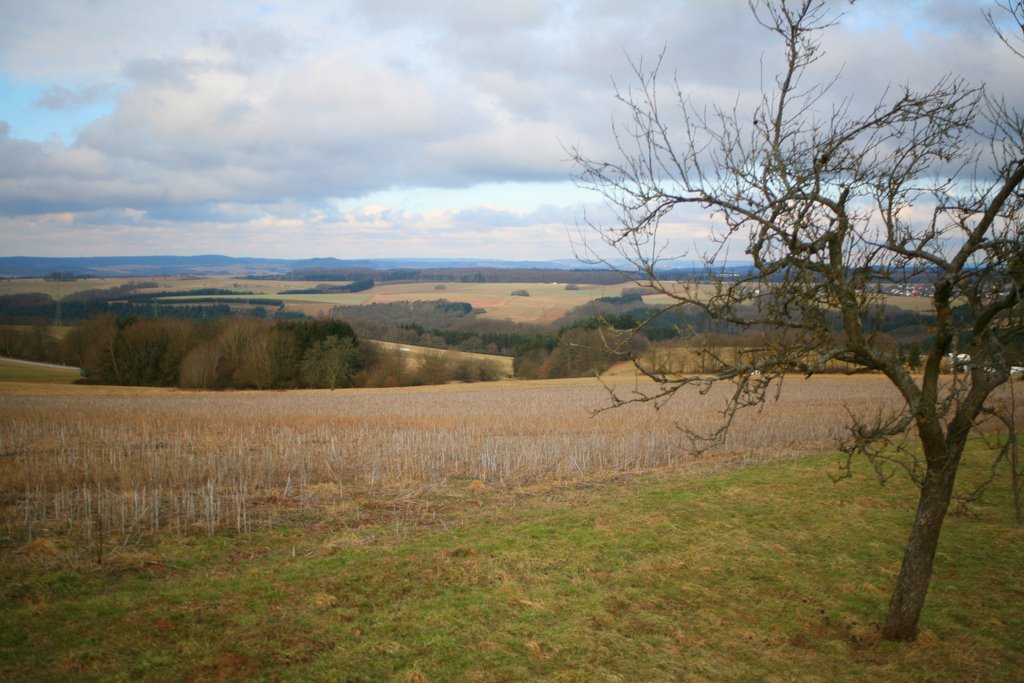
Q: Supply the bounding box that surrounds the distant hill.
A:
[0,255,603,278]
[0,255,746,279]
[0,255,289,278]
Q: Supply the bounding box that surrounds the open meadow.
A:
[1,375,1022,680]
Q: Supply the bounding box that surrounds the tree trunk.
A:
[881,465,957,641]
[1011,429,1021,528]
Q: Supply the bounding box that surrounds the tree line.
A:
[0,289,280,325]
[2,315,504,389]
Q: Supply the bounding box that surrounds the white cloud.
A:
[0,0,1019,259]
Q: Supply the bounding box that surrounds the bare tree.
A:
[570,0,1024,642]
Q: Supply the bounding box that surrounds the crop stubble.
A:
[0,376,923,543]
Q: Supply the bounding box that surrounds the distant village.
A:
[882,283,934,297]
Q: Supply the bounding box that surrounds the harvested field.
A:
[2,375,1022,682]
[0,375,917,545]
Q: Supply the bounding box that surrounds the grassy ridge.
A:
[0,358,80,384]
[1,448,1020,681]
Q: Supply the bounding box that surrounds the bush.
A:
[414,351,451,385]
[451,358,504,383]
[300,336,361,389]
[511,290,530,297]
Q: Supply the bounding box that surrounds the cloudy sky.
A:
[0,0,1021,261]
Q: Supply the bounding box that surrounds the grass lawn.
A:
[1,448,1021,681]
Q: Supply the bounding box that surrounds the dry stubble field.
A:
[2,375,1023,681]
[1,375,909,546]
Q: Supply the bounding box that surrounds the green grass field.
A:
[0,358,80,384]
[1,445,1020,682]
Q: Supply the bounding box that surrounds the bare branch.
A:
[573,0,1024,643]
